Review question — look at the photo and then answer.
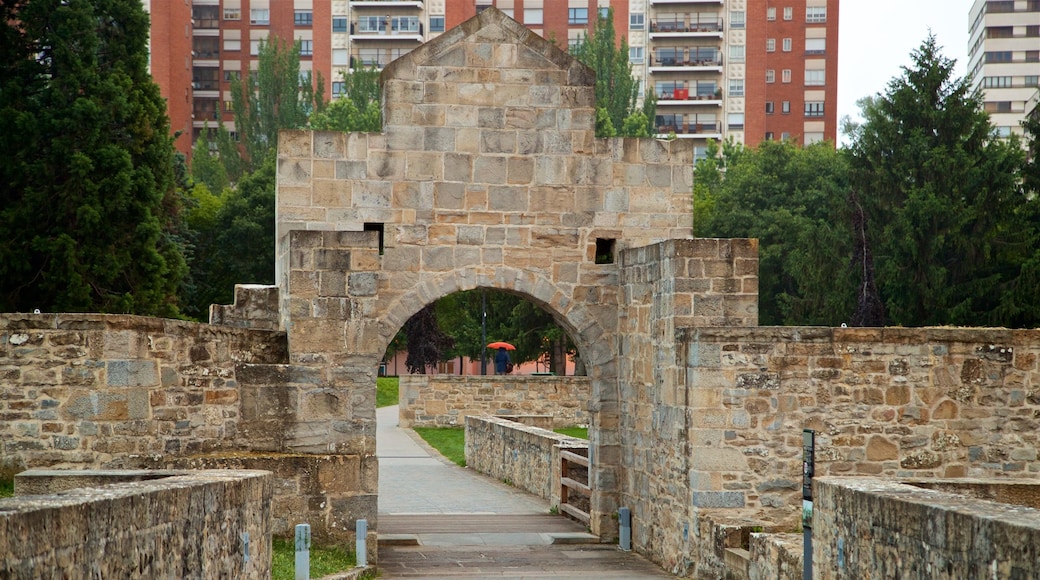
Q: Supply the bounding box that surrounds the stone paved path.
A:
[376,405,672,578]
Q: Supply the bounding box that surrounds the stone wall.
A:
[399,375,590,428]
[1,469,272,579]
[0,313,286,470]
[0,314,374,543]
[465,414,586,503]
[621,325,1040,578]
[813,477,1040,579]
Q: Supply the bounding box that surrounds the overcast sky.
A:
[837,0,975,143]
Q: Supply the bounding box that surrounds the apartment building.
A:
[147,0,837,159]
[968,0,1040,138]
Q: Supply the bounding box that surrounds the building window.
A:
[430,16,445,32]
[806,6,826,23]
[766,69,775,83]
[805,69,825,85]
[766,38,776,52]
[569,8,589,25]
[599,7,609,19]
[985,101,1013,113]
[250,9,269,25]
[987,26,1014,38]
[223,70,241,82]
[805,101,825,117]
[629,46,644,64]
[805,132,824,144]
[781,132,791,140]
[766,101,774,114]
[806,38,826,54]
[294,11,313,26]
[782,101,790,114]
[333,17,348,33]
[223,38,241,51]
[782,69,792,83]
[333,49,348,66]
[783,7,793,20]
[765,132,774,141]
[1027,25,1040,37]
[767,7,776,20]
[1026,75,1040,87]
[1027,51,1040,63]
[730,11,745,29]
[728,78,744,97]
[250,40,261,55]
[982,76,1012,88]
[300,40,313,57]
[224,8,241,20]
[985,51,1012,63]
[727,113,745,130]
[729,44,745,63]
[332,81,346,97]
[524,9,543,25]
[631,13,645,30]
[783,38,792,52]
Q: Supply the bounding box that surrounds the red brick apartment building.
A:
[145,0,838,160]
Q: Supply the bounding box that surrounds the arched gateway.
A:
[270,9,756,539]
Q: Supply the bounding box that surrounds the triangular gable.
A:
[381,8,593,87]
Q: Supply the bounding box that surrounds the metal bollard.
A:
[356,519,368,567]
[618,507,632,551]
[295,523,311,580]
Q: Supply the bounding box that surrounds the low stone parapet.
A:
[465,415,586,505]
[400,375,590,428]
[813,477,1040,579]
[1,469,272,579]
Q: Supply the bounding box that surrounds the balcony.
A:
[649,49,722,72]
[351,0,423,6]
[350,17,424,41]
[350,49,412,70]
[649,15,723,38]
[654,82,721,104]
[654,120,723,138]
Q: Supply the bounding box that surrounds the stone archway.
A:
[273,9,702,539]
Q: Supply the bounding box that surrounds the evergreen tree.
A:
[571,9,654,138]
[0,0,186,315]
[846,35,1032,326]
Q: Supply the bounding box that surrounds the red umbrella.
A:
[487,341,516,350]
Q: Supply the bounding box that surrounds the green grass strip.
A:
[376,376,399,408]
[271,537,357,580]
[553,426,588,439]
[413,427,466,466]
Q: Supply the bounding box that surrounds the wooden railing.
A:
[559,448,590,525]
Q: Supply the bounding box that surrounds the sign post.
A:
[802,429,815,580]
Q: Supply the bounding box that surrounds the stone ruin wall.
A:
[398,375,591,428]
[620,325,1040,577]
[2,469,272,579]
[0,313,375,542]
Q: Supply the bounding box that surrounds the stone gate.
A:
[268,9,756,538]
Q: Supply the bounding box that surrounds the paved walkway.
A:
[376,405,673,578]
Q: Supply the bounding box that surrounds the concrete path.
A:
[376,405,673,578]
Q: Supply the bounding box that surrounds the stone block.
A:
[692,491,745,508]
[106,361,159,387]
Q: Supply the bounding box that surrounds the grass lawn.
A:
[413,427,466,466]
[376,376,399,408]
[554,426,588,439]
[271,537,358,580]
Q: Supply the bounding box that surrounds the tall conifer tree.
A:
[0,0,186,315]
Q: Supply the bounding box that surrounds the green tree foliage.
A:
[845,35,1034,326]
[190,125,229,195]
[309,68,382,132]
[0,0,186,315]
[405,304,455,374]
[220,38,324,175]
[695,140,855,326]
[571,9,655,138]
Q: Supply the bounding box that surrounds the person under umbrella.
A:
[494,346,511,375]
